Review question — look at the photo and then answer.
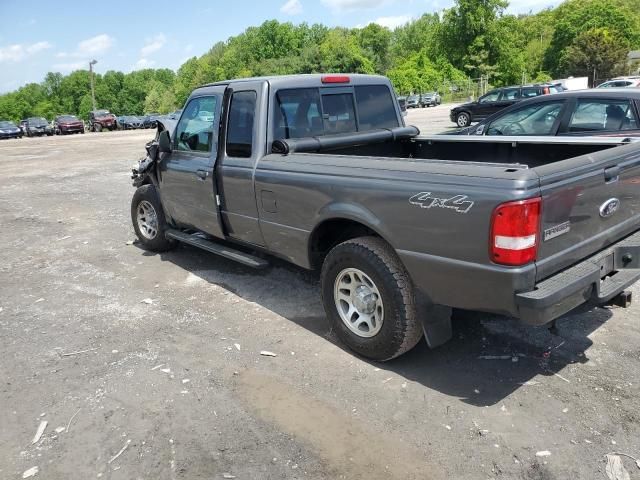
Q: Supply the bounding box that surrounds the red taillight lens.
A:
[490,197,542,266]
[321,75,350,84]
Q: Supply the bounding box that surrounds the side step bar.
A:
[165,229,269,269]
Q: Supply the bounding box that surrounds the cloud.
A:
[78,34,114,55]
[52,61,87,72]
[140,34,166,57]
[0,41,52,63]
[133,58,156,70]
[57,34,114,58]
[321,0,391,13]
[281,0,303,15]
[372,15,412,29]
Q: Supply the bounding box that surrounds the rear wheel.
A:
[321,237,423,361]
[456,112,471,127]
[131,185,176,252]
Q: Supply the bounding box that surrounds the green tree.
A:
[544,0,638,75]
[559,28,629,85]
[319,29,374,73]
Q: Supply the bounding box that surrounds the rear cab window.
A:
[272,83,399,140]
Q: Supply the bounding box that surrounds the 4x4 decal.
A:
[409,192,474,214]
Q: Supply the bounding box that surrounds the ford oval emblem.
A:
[599,198,620,218]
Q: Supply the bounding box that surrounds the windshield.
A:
[58,115,78,122]
[0,121,16,128]
[95,110,111,116]
[28,117,48,125]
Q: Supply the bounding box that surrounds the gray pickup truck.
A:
[130,74,640,361]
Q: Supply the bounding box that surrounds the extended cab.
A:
[131,74,640,361]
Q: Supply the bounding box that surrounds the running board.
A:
[165,229,269,269]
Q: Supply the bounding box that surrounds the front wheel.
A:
[456,112,471,127]
[131,185,176,252]
[94,123,102,132]
[321,237,423,361]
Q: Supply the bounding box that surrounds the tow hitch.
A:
[609,290,633,308]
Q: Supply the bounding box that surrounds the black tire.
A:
[94,123,102,132]
[456,112,471,127]
[321,236,423,361]
[130,185,176,252]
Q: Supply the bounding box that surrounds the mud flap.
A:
[422,304,453,349]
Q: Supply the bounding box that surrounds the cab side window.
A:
[226,91,257,158]
[479,91,500,103]
[499,88,520,101]
[568,100,638,132]
[175,96,217,153]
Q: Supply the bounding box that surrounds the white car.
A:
[597,76,640,88]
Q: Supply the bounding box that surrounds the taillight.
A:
[490,197,542,266]
[321,75,350,84]
[543,87,549,94]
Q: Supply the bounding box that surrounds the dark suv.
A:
[88,110,117,132]
[450,84,557,128]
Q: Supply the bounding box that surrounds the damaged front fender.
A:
[131,117,177,187]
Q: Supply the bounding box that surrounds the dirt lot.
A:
[0,126,639,480]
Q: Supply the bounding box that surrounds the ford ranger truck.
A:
[130,74,640,361]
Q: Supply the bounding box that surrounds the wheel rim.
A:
[136,200,159,240]
[457,114,468,127]
[334,268,384,338]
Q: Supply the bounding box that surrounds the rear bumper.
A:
[516,230,640,325]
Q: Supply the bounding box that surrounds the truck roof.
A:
[194,73,392,94]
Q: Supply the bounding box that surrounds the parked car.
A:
[454,88,640,137]
[420,92,441,107]
[450,84,557,127]
[129,73,639,361]
[118,115,144,130]
[22,117,54,137]
[597,76,640,88]
[88,110,117,132]
[406,95,420,108]
[142,113,161,129]
[0,120,23,139]
[54,115,85,135]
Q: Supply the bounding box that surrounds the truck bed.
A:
[284,132,636,169]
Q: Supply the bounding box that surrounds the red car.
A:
[54,115,85,135]
[88,109,117,132]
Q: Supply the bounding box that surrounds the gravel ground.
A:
[0,128,639,480]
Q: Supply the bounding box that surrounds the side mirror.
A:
[158,129,172,153]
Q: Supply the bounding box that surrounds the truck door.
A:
[217,82,267,246]
[157,89,225,238]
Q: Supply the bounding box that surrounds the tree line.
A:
[0,0,638,122]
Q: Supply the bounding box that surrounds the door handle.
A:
[604,166,620,183]
[195,169,209,180]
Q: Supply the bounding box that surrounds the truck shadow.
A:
[150,243,613,407]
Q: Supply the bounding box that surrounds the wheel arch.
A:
[308,213,396,270]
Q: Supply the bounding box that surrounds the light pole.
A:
[89,59,98,112]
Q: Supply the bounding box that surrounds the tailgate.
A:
[534,141,640,281]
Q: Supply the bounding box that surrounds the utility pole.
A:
[89,59,98,112]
